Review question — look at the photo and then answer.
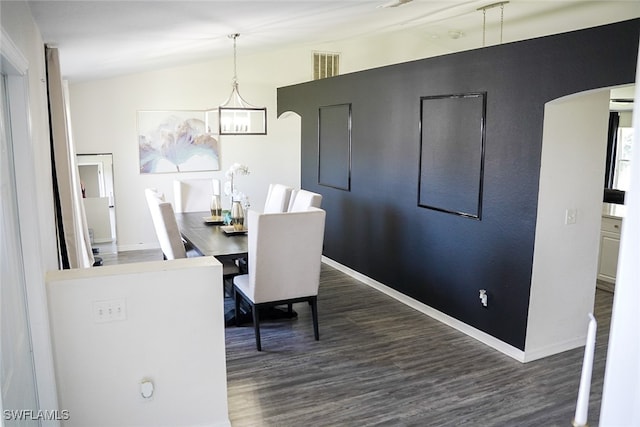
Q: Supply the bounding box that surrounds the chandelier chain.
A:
[482,8,487,47]
[230,33,239,86]
[478,1,508,47]
[500,3,504,44]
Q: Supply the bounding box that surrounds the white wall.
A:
[526,90,610,361]
[0,2,58,270]
[600,53,640,427]
[69,57,305,251]
[83,197,112,243]
[1,1,61,419]
[46,257,229,427]
[619,110,633,127]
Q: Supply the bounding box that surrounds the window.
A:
[313,52,340,80]
[604,111,634,204]
[613,126,634,192]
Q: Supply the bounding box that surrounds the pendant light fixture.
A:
[213,33,267,135]
[478,1,509,47]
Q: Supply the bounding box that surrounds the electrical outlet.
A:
[93,299,127,323]
[565,208,577,225]
[479,289,488,308]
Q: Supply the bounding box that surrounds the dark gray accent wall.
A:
[277,19,639,350]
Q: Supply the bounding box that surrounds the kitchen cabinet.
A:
[597,215,622,291]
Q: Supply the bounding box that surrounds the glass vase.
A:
[231,201,245,231]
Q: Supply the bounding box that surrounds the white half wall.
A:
[526,89,610,360]
[46,257,229,427]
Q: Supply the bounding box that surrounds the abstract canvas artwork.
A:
[138,111,220,173]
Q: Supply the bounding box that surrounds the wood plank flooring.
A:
[100,252,613,426]
[225,264,612,427]
[97,247,162,265]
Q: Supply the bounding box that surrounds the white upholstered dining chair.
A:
[145,188,187,260]
[145,188,239,277]
[263,183,293,213]
[232,207,326,351]
[173,178,221,213]
[288,189,322,212]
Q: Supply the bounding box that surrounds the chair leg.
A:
[310,297,319,341]
[287,303,293,315]
[252,304,261,351]
[234,288,241,327]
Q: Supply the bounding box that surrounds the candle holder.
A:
[572,420,588,427]
[210,195,222,220]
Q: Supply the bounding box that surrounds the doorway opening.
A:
[597,84,634,292]
[77,153,117,254]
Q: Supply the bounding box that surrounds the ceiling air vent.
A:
[313,51,340,80]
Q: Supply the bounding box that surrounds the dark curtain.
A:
[604,111,620,188]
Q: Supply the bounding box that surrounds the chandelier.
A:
[212,34,267,135]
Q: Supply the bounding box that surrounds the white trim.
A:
[0,28,29,74]
[322,256,527,363]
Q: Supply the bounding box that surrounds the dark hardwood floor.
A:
[101,252,612,426]
[225,264,612,427]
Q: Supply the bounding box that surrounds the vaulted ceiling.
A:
[26,1,639,82]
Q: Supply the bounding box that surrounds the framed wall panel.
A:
[318,103,351,191]
[418,93,486,219]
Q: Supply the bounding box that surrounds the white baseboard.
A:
[322,256,527,363]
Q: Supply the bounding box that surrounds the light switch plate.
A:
[565,208,577,225]
[93,299,127,323]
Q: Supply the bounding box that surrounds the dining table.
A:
[174,211,248,263]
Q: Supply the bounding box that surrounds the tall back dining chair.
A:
[145,189,187,260]
[173,178,221,213]
[145,188,240,278]
[233,207,326,351]
[288,189,322,212]
[263,183,293,213]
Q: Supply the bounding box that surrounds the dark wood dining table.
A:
[174,211,248,263]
